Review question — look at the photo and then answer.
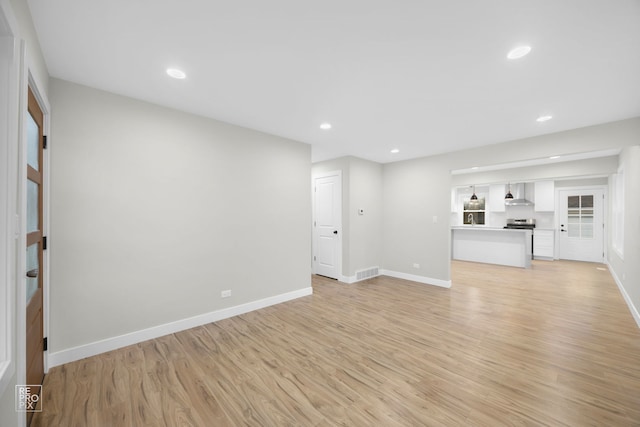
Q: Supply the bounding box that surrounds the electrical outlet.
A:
[413,263,420,269]
[221,290,231,298]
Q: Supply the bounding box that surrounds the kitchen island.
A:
[451,226,532,268]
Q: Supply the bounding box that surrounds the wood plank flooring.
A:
[32,260,640,426]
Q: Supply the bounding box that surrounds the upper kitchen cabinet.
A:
[489,184,506,212]
[451,188,457,213]
[534,180,555,212]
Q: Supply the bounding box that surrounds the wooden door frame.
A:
[31,74,50,377]
[554,185,607,262]
[311,170,343,281]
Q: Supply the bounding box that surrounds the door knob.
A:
[333,230,338,235]
[26,268,39,278]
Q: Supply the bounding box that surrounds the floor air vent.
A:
[356,267,379,281]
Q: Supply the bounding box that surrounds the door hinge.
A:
[43,236,47,250]
[43,337,48,351]
[314,221,316,227]
[43,135,47,149]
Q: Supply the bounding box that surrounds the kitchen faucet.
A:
[468,213,474,225]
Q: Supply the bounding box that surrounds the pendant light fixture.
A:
[470,185,478,200]
[505,183,514,200]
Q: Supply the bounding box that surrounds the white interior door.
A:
[558,188,604,262]
[313,172,341,279]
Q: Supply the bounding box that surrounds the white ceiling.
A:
[27,0,640,164]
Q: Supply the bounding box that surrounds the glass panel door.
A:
[558,189,604,262]
[566,195,594,239]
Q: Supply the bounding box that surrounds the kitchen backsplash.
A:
[451,205,555,228]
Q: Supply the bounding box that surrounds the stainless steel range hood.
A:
[505,183,534,206]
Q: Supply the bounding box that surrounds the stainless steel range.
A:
[504,218,536,230]
[504,219,535,259]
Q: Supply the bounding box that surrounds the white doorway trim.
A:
[0,0,19,397]
[312,170,342,281]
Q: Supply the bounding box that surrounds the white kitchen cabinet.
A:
[534,181,555,212]
[452,227,532,268]
[489,184,505,212]
[451,188,457,213]
[534,229,554,259]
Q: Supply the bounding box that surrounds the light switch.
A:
[432,215,438,223]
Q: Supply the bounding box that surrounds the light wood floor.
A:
[33,260,640,426]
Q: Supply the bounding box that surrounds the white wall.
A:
[48,78,311,356]
[348,157,382,277]
[8,0,47,91]
[555,177,608,188]
[608,145,640,325]
[447,118,640,171]
[451,156,618,187]
[382,156,452,283]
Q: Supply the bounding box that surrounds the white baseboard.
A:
[379,269,451,288]
[340,275,356,284]
[607,262,640,329]
[340,266,381,284]
[48,287,313,368]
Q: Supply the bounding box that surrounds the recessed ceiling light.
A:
[507,46,532,59]
[390,149,400,154]
[549,155,560,159]
[166,68,186,79]
[536,115,553,122]
[320,123,332,130]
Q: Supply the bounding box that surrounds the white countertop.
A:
[451,226,530,232]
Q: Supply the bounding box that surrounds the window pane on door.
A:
[567,194,596,240]
[568,224,580,238]
[581,195,594,208]
[26,243,39,302]
[27,113,39,171]
[27,180,39,233]
[568,196,580,208]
